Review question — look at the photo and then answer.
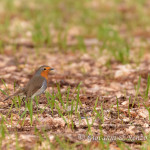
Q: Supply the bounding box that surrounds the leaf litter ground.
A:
[0,49,150,149]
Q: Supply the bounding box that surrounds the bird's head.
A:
[35,65,54,80]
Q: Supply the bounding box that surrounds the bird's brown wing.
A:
[24,76,46,98]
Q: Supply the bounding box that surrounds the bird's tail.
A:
[3,88,25,101]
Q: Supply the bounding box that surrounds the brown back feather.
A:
[24,76,46,98]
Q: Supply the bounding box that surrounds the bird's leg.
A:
[21,97,26,106]
[33,97,40,111]
[22,97,25,101]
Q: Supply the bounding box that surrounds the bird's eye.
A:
[44,68,46,70]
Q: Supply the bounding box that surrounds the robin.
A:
[4,65,54,101]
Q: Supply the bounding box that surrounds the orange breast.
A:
[41,71,49,80]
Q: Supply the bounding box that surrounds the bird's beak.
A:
[50,68,54,70]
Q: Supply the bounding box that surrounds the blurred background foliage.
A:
[0,0,150,63]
